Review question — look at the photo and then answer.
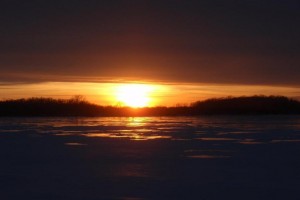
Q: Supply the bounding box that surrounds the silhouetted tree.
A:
[0,96,300,116]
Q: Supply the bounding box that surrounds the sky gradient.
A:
[0,1,299,105]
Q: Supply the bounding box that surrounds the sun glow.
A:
[115,84,154,107]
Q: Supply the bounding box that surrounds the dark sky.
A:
[0,0,299,86]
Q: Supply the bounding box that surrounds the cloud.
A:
[0,1,299,86]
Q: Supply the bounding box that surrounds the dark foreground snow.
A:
[0,116,300,200]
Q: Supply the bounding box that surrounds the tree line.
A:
[1,95,300,117]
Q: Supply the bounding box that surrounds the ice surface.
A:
[1,116,300,199]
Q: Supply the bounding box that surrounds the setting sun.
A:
[115,84,154,107]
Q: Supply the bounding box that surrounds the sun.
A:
[115,84,154,107]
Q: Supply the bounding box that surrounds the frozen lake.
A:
[1,116,300,199]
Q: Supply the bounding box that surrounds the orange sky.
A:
[1,81,300,106]
[0,2,299,105]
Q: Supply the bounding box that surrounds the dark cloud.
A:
[0,0,299,85]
